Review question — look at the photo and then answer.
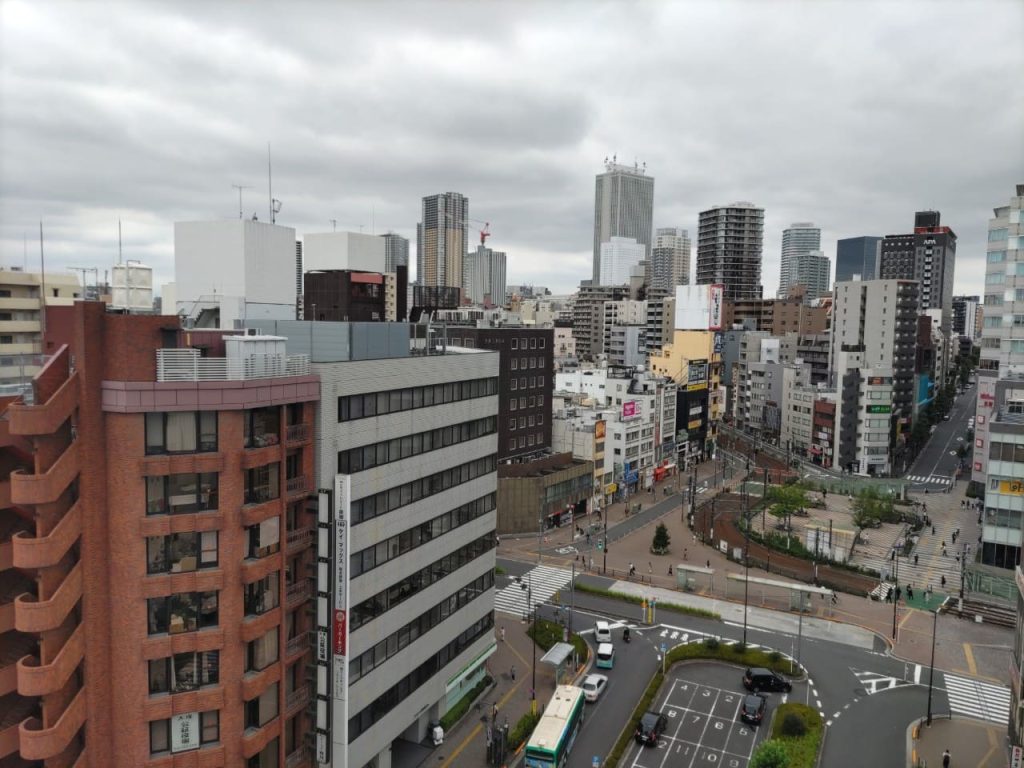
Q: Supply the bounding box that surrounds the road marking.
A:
[914,664,922,684]
[963,643,978,676]
[942,673,1011,724]
[493,564,572,616]
[851,668,912,695]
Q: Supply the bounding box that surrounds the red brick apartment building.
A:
[1,302,320,768]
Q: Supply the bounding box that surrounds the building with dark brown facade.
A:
[304,267,408,323]
[441,326,553,461]
[0,302,319,768]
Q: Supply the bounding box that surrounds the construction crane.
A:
[443,210,492,246]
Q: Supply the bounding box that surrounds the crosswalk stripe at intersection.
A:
[942,672,1011,724]
[494,565,573,616]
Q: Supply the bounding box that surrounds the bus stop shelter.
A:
[540,642,577,684]
[726,572,836,615]
[675,563,715,593]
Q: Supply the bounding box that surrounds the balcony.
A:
[12,499,82,569]
[285,580,311,610]
[286,423,311,444]
[156,349,310,382]
[19,686,86,760]
[10,441,80,506]
[285,632,309,660]
[285,685,310,716]
[285,527,314,556]
[286,476,310,498]
[17,623,84,697]
[16,561,83,633]
[7,370,78,436]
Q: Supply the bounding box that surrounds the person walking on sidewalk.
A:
[500,626,506,642]
[942,748,950,767]
[510,665,516,681]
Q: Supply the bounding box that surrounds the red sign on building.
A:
[334,610,347,656]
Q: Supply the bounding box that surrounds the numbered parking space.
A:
[623,663,788,768]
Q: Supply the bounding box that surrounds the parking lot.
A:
[623,663,789,768]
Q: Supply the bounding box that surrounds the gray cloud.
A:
[1,0,1022,297]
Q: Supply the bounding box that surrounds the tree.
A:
[851,487,892,529]
[651,523,670,554]
[766,484,808,531]
[750,739,788,768]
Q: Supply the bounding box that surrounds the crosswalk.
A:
[942,672,1011,724]
[493,565,573,616]
[904,474,953,486]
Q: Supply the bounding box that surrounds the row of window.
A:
[508,434,544,451]
[338,378,499,422]
[509,414,544,431]
[509,376,545,391]
[350,493,495,578]
[510,394,544,411]
[148,651,219,695]
[350,534,495,631]
[989,441,1024,463]
[350,571,493,684]
[148,591,219,635]
[510,356,546,371]
[145,411,218,455]
[337,416,497,474]
[146,473,219,516]
[348,612,494,742]
[351,456,496,525]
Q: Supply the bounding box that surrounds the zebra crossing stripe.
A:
[493,565,573,615]
[942,672,1011,724]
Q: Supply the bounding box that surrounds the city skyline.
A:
[0,1,1021,299]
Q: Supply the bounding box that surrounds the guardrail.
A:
[156,349,310,382]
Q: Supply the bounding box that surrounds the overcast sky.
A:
[2,0,1022,299]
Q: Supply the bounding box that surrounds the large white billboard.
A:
[674,284,725,330]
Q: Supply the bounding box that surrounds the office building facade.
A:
[599,237,645,286]
[650,228,691,292]
[463,245,507,307]
[834,236,881,285]
[789,251,831,301]
[952,295,980,340]
[417,193,468,291]
[879,211,957,330]
[380,232,410,274]
[592,161,654,283]
[778,223,821,297]
[696,202,765,301]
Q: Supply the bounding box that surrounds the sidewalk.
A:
[911,716,1008,768]
[417,613,560,768]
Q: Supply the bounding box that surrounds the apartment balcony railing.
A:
[286,527,314,555]
[286,747,310,768]
[286,423,311,444]
[286,476,310,498]
[285,632,310,660]
[285,580,311,610]
[285,685,310,715]
[156,349,310,382]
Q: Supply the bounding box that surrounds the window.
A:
[149,651,220,694]
[509,418,516,431]
[149,711,219,755]
[0,335,12,344]
[511,378,517,390]
[247,517,281,558]
[989,227,1008,241]
[511,338,518,350]
[146,473,219,515]
[245,684,279,729]
[147,531,218,573]
[145,412,217,454]
[147,591,218,635]
[247,737,280,768]
[244,407,280,448]
[530,377,536,388]
[245,573,280,616]
[247,628,280,672]
[510,399,517,411]
[539,337,545,348]
[511,358,517,370]
[245,463,280,505]
[530,337,537,349]
[337,417,497,473]
[509,439,516,451]
[337,378,499,422]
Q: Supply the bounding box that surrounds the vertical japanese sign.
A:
[708,284,724,330]
[332,475,351,768]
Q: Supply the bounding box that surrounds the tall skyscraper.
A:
[790,250,831,301]
[696,202,765,301]
[778,223,821,296]
[380,231,410,273]
[599,236,645,286]
[835,236,881,284]
[651,227,691,292]
[417,192,468,290]
[879,211,957,330]
[463,244,508,306]
[592,160,654,283]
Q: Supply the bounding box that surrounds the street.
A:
[903,384,975,490]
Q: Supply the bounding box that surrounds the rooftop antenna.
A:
[118,219,123,264]
[232,184,251,220]
[330,219,337,232]
[39,222,47,335]
[267,142,273,224]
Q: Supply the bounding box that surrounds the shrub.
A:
[768,650,782,663]
[440,675,491,730]
[704,637,720,650]
[507,710,540,750]
[750,740,788,768]
[780,712,807,737]
[732,641,747,654]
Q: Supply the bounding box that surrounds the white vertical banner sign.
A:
[332,475,351,768]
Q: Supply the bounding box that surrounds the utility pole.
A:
[892,546,900,641]
[529,580,537,715]
[742,490,751,646]
[926,609,938,725]
[602,518,608,575]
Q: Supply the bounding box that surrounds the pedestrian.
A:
[907,585,914,600]
[684,548,688,561]
[707,559,711,569]
[648,561,653,574]
[955,554,960,564]
[942,545,947,557]
[510,665,516,681]
[668,565,673,576]
[942,748,950,768]
[914,554,919,566]
[941,575,947,588]
[590,557,594,571]
[500,626,506,642]
[492,702,498,721]
[896,587,902,601]
[886,586,893,602]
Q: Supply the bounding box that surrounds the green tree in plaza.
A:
[766,484,808,530]
[651,522,671,554]
[851,486,892,529]
[750,740,788,768]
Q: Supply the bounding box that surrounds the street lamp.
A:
[529,579,538,716]
[602,517,608,575]
[926,609,938,725]
[891,545,900,641]
[742,491,751,646]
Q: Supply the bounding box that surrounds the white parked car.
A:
[582,673,608,702]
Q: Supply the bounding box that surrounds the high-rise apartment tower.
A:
[696,202,765,301]
[778,223,821,297]
[417,193,468,290]
[650,227,691,292]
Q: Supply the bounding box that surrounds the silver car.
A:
[581,673,608,702]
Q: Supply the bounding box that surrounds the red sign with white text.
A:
[334,610,347,655]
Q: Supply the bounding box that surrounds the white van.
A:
[595,621,612,644]
[596,642,616,669]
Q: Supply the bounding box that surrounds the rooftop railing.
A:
[156,349,310,382]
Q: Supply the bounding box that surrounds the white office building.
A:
[651,227,691,292]
[463,244,507,306]
[304,231,387,274]
[599,237,646,286]
[593,161,654,284]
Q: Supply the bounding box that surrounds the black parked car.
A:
[740,694,767,725]
[743,667,792,693]
[634,711,668,746]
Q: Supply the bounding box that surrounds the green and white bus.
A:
[524,684,586,768]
